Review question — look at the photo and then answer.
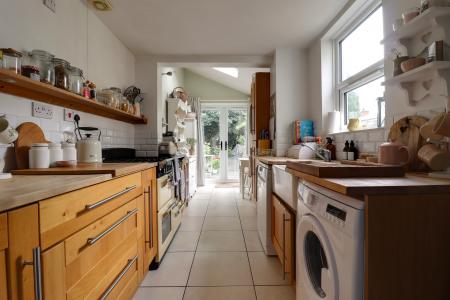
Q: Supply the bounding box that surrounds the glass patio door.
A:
[201,104,248,182]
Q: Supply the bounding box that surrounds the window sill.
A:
[328,127,385,135]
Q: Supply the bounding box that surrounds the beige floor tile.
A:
[188,252,253,286]
[236,199,257,207]
[133,287,185,300]
[255,285,296,300]
[240,216,258,230]
[248,252,290,285]
[207,205,239,217]
[202,216,242,231]
[243,230,263,252]
[183,205,208,217]
[180,216,204,232]
[238,205,257,217]
[141,252,194,286]
[197,230,246,252]
[168,231,200,252]
[184,286,256,300]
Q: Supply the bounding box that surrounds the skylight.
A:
[213,67,239,78]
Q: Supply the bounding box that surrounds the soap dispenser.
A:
[325,137,336,160]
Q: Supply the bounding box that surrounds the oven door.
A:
[157,198,181,262]
[157,174,174,210]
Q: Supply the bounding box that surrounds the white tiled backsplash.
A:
[331,128,387,160]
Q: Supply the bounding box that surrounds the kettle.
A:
[74,116,102,163]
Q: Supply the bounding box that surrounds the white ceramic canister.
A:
[62,142,77,161]
[29,143,50,169]
[49,143,63,167]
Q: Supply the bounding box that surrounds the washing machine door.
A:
[297,214,338,300]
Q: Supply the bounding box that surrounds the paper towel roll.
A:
[325,111,340,134]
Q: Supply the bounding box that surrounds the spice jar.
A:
[69,66,84,95]
[53,58,70,90]
[0,48,22,74]
[21,52,40,81]
[31,50,55,85]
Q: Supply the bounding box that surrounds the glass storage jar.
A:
[31,50,55,85]
[21,52,40,81]
[53,58,70,90]
[69,66,84,95]
[97,89,116,107]
[0,48,22,74]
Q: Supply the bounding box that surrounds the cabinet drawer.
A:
[40,172,142,249]
[65,199,139,289]
[66,231,138,300]
[0,213,6,250]
[0,250,7,300]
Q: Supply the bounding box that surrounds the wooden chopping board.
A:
[286,161,405,178]
[14,122,50,169]
[388,116,428,171]
[11,163,155,177]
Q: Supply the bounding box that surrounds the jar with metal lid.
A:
[0,48,22,74]
[69,66,84,95]
[31,50,55,85]
[53,58,70,90]
[21,52,40,81]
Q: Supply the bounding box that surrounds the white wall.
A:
[0,0,136,165]
[271,48,308,156]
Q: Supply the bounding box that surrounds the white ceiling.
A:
[92,0,348,56]
[187,67,270,94]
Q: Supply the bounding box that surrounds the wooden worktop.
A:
[0,174,112,212]
[256,156,304,165]
[12,162,157,177]
[287,168,450,197]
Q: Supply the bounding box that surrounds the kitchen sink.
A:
[272,164,298,211]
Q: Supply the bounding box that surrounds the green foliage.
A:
[347,92,360,119]
[212,159,220,170]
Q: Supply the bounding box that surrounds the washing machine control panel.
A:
[322,204,347,227]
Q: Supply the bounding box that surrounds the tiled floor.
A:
[133,185,296,300]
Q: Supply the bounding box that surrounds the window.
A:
[213,67,239,78]
[336,4,385,130]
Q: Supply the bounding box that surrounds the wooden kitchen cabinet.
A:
[7,204,40,300]
[272,194,295,282]
[142,168,158,273]
[0,213,8,300]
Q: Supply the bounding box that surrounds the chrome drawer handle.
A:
[85,185,137,210]
[23,247,42,300]
[99,255,138,300]
[144,185,154,248]
[87,208,138,245]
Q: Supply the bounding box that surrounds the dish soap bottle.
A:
[343,140,350,160]
[325,137,336,160]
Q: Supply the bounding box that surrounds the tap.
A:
[301,143,332,162]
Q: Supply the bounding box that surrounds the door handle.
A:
[225,141,228,150]
[23,247,42,300]
[220,141,223,151]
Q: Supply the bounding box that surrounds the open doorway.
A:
[201,103,248,183]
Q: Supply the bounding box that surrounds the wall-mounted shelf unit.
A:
[0,69,147,124]
[381,7,450,46]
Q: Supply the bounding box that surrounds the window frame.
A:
[334,1,385,129]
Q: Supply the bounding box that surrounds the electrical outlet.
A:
[64,109,75,122]
[44,0,56,12]
[32,102,54,119]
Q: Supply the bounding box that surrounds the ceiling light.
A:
[89,0,113,11]
[213,67,239,78]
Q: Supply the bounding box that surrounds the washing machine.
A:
[296,180,364,300]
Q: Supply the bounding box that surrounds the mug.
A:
[347,118,360,131]
[0,117,18,144]
[433,112,450,138]
[418,144,450,171]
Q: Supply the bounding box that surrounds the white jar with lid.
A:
[62,142,77,161]
[49,143,62,167]
[29,143,50,169]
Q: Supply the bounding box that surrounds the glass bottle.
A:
[31,50,55,85]
[69,66,84,95]
[53,58,70,90]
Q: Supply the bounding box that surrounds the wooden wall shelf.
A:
[0,69,147,124]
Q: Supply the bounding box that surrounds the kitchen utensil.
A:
[0,116,18,144]
[402,7,420,24]
[378,141,410,165]
[14,122,50,169]
[420,113,445,140]
[74,116,102,163]
[388,116,428,170]
[432,112,450,138]
[347,118,360,131]
[400,57,426,73]
[29,143,50,169]
[418,144,450,171]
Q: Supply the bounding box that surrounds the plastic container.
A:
[53,58,70,90]
[1,48,22,74]
[49,143,63,167]
[69,66,84,95]
[29,143,50,169]
[31,50,55,85]
[62,142,77,161]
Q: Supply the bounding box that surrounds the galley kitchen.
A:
[1,0,450,299]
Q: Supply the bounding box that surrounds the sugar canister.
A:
[29,143,50,169]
